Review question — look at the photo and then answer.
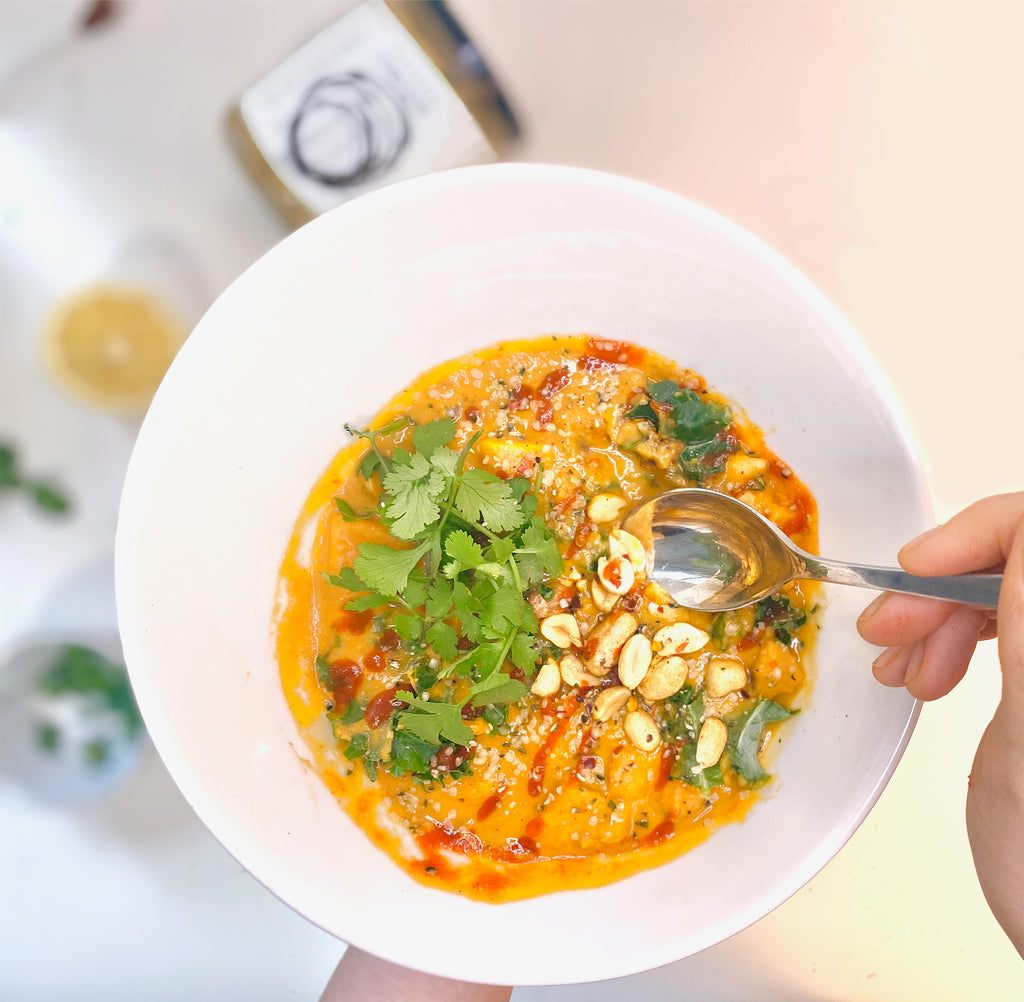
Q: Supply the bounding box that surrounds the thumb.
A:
[996,513,1024,717]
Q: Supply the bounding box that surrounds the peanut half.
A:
[623,709,662,753]
[531,660,562,697]
[586,493,629,523]
[617,633,653,689]
[704,657,748,699]
[609,529,647,574]
[597,554,634,596]
[559,653,602,689]
[593,685,630,722]
[591,578,619,612]
[695,717,728,768]
[540,613,582,650]
[637,655,690,701]
[652,622,709,656]
[583,609,639,675]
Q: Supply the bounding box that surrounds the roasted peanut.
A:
[623,709,662,753]
[559,653,602,688]
[652,621,709,656]
[609,529,647,574]
[540,613,582,649]
[593,685,630,722]
[696,717,728,767]
[583,609,639,675]
[591,578,619,612]
[726,454,769,483]
[531,660,562,697]
[586,493,629,523]
[705,656,748,698]
[637,655,690,701]
[597,554,634,596]
[617,633,653,689]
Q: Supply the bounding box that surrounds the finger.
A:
[904,605,989,700]
[858,591,958,647]
[872,641,922,688]
[870,605,987,699]
[899,492,1024,576]
[996,514,1024,715]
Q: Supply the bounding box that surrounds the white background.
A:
[1,2,1022,999]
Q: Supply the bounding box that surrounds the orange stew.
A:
[276,336,818,902]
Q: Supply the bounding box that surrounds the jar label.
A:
[238,1,497,216]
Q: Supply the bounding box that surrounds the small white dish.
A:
[116,164,923,985]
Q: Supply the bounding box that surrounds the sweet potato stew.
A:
[275,336,818,902]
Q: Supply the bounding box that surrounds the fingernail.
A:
[900,524,941,556]
[859,592,890,624]
[903,641,926,684]
[873,646,901,672]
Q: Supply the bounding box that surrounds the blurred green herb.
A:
[0,442,72,515]
[38,645,143,741]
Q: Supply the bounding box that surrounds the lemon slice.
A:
[42,285,187,413]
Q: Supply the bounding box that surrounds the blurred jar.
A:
[0,634,147,806]
[225,0,519,228]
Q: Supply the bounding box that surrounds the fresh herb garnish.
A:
[755,594,808,645]
[326,416,563,781]
[727,699,796,783]
[634,382,737,482]
[662,686,723,792]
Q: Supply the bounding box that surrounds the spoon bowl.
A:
[625,487,1002,612]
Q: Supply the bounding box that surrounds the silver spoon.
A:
[622,487,1002,613]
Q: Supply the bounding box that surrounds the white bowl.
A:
[115,164,923,986]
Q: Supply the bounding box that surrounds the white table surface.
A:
[1,2,1022,998]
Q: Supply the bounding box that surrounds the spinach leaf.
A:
[728,699,796,783]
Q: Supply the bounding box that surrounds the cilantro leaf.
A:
[425,621,460,661]
[452,581,487,644]
[315,655,334,690]
[482,704,507,730]
[412,418,456,458]
[391,613,423,643]
[395,699,474,746]
[485,586,535,636]
[428,448,460,479]
[353,541,430,596]
[509,631,540,673]
[387,729,438,777]
[382,453,447,539]
[454,469,524,532]
[344,592,390,613]
[326,566,370,590]
[343,732,369,760]
[334,498,375,520]
[425,578,455,618]
[469,671,528,705]
[514,517,564,585]
[340,699,365,724]
[443,529,485,575]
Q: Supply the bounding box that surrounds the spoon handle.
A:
[799,554,1002,610]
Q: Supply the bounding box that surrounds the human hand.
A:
[857,491,1024,957]
[319,945,513,1002]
